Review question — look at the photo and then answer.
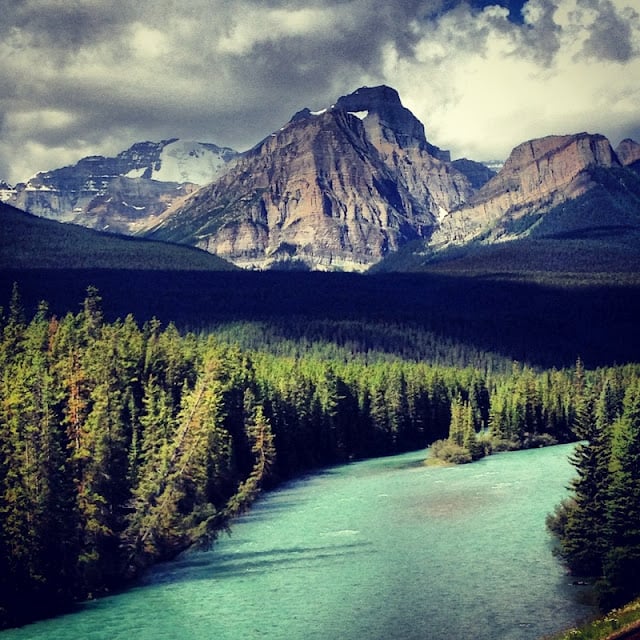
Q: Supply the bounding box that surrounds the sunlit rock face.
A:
[432,133,621,247]
[4,83,627,271]
[616,138,640,170]
[148,86,474,271]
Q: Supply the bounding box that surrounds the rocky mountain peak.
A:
[147,87,473,271]
[499,133,618,176]
[616,138,640,169]
[333,85,425,141]
[0,139,238,232]
[332,85,449,161]
[431,132,621,246]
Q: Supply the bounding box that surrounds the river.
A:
[2,444,595,640]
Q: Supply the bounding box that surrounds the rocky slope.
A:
[0,139,238,234]
[147,88,635,271]
[147,86,475,271]
[3,84,637,272]
[431,133,622,247]
[617,138,640,171]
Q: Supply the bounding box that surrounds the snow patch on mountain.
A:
[152,140,237,184]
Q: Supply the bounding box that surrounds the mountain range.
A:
[2,85,640,273]
[0,139,237,235]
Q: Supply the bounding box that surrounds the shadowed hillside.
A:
[0,203,236,271]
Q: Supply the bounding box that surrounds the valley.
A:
[2,83,640,639]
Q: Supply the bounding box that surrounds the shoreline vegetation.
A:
[429,365,640,631]
[544,599,640,640]
[1,285,640,633]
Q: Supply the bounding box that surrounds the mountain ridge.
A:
[143,86,640,271]
[2,84,639,273]
[430,132,622,248]
[0,201,236,271]
[0,139,238,234]
[146,86,476,271]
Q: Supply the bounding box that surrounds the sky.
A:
[1,0,639,184]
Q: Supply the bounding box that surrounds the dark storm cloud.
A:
[518,0,562,65]
[0,0,462,182]
[1,0,640,183]
[579,0,637,62]
[5,1,137,50]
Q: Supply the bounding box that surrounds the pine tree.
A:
[561,385,608,576]
[225,391,276,517]
[124,352,232,571]
[599,380,640,606]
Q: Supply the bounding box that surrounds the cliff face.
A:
[3,84,635,271]
[616,139,640,170]
[432,133,621,246]
[148,86,473,271]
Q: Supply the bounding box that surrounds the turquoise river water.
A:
[2,444,596,640]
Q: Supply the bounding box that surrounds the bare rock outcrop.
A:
[432,133,620,246]
[616,138,640,169]
[0,140,237,233]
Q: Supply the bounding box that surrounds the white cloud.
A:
[217,7,338,55]
[0,0,639,182]
[381,0,640,161]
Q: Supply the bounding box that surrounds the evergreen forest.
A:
[547,375,640,610]
[2,283,640,629]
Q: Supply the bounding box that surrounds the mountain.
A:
[617,138,640,172]
[145,86,476,271]
[373,162,640,276]
[144,87,638,272]
[430,132,621,248]
[0,139,238,234]
[0,201,236,271]
[3,85,639,274]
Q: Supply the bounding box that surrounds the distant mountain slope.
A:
[372,164,640,276]
[0,139,238,234]
[0,202,236,270]
[144,87,640,272]
[2,85,639,275]
[430,133,621,248]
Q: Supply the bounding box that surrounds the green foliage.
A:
[429,439,472,465]
[2,287,640,629]
[549,375,640,609]
[546,597,640,640]
[0,290,263,627]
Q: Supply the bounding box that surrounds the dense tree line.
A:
[430,360,599,464]
[547,370,640,609]
[0,287,274,628]
[1,287,640,628]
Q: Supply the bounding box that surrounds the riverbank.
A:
[0,445,592,640]
[545,599,640,640]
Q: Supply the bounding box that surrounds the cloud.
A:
[382,0,640,160]
[578,0,638,62]
[1,0,639,183]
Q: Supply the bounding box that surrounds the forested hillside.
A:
[3,267,640,370]
[0,203,236,271]
[2,286,640,628]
